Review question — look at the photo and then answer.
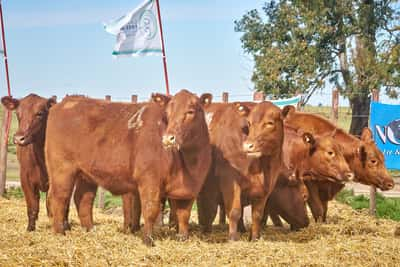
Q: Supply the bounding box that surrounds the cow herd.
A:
[1,90,395,247]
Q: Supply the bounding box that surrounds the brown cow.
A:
[46,90,211,246]
[197,100,285,241]
[262,171,309,231]
[1,94,56,231]
[283,105,395,221]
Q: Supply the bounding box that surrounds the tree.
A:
[235,0,399,135]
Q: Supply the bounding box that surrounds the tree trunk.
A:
[349,94,371,136]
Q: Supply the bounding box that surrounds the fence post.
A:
[331,89,339,124]
[222,92,229,103]
[97,96,111,209]
[131,95,138,103]
[253,92,265,101]
[369,89,379,216]
[0,109,9,196]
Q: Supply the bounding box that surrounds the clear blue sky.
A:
[0,0,263,102]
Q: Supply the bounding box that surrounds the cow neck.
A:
[178,140,210,177]
[333,130,361,164]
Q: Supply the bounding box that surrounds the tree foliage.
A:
[235,0,399,134]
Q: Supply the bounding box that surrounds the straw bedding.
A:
[1,197,399,266]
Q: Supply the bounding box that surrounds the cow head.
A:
[158,90,208,150]
[271,173,309,231]
[1,94,56,146]
[301,131,354,183]
[354,128,394,190]
[242,102,284,158]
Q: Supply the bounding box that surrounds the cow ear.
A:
[234,102,250,117]
[330,128,338,137]
[360,127,373,142]
[199,93,212,106]
[1,96,19,110]
[151,93,170,107]
[281,105,295,119]
[46,98,56,109]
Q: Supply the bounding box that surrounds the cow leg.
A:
[249,195,268,241]
[237,206,246,233]
[221,179,241,241]
[269,209,284,227]
[48,168,76,234]
[306,183,324,223]
[322,200,328,223]
[138,186,161,247]
[219,201,226,225]
[20,178,40,231]
[171,198,194,241]
[122,192,141,233]
[74,178,97,231]
[197,176,218,233]
[168,198,177,228]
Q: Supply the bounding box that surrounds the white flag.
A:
[104,0,162,57]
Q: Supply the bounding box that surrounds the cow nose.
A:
[13,135,25,145]
[243,142,255,152]
[162,134,176,147]
[344,172,354,182]
[385,181,395,190]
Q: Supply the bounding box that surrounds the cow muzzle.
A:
[13,134,30,146]
[344,172,355,182]
[243,141,262,158]
[162,134,177,148]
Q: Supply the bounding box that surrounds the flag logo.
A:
[140,10,158,40]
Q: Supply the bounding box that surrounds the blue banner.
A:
[370,101,400,170]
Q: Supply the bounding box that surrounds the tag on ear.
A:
[1,96,19,110]
[199,93,212,106]
[234,102,250,117]
[302,132,315,146]
[151,93,170,107]
[360,127,373,142]
[281,105,295,119]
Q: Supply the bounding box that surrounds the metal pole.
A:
[0,1,11,196]
[369,89,379,216]
[222,92,229,103]
[155,0,170,96]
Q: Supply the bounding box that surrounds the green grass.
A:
[336,189,400,221]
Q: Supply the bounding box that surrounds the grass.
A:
[336,189,400,221]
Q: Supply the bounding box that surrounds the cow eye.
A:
[36,111,44,117]
[186,110,195,116]
[327,151,335,157]
[370,159,377,165]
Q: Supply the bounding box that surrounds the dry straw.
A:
[1,197,399,266]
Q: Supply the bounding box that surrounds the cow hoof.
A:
[229,233,239,241]
[27,225,35,232]
[131,225,141,233]
[238,224,246,233]
[63,221,71,231]
[201,225,212,234]
[143,236,155,247]
[176,233,189,242]
[249,234,261,242]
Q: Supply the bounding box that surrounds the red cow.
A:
[46,90,211,246]
[1,94,56,231]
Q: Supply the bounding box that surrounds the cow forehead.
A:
[18,96,48,113]
[249,104,280,123]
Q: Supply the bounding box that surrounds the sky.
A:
[0,0,398,105]
[0,0,263,102]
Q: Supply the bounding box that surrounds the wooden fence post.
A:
[222,92,229,103]
[0,109,9,196]
[253,92,265,102]
[97,95,111,209]
[131,95,138,103]
[331,89,339,124]
[369,89,379,216]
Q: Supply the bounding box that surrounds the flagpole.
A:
[155,0,170,96]
[0,0,11,97]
